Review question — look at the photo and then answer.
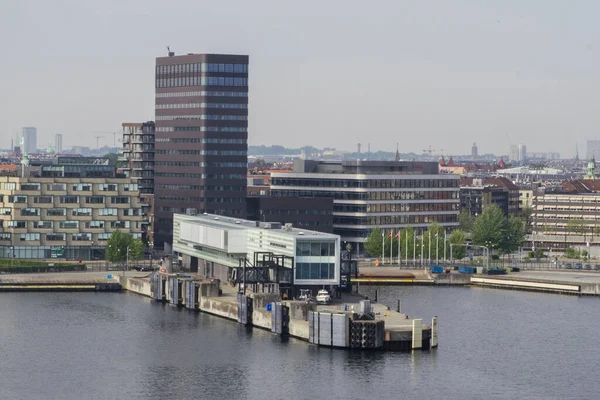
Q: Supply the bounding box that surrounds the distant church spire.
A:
[575,143,580,161]
[395,143,400,162]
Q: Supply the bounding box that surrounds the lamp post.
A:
[124,246,130,278]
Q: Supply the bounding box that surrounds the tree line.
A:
[363,204,526,261]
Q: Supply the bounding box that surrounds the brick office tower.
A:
[154,53,249,249]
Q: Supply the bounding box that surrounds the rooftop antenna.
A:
[167,46,174,57]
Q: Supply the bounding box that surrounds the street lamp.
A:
[124,246,130,278]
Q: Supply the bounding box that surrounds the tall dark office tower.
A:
[154,53,249,248]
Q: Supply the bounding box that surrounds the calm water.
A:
[1,287,598,400]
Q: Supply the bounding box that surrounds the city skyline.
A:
[2,1,600,157]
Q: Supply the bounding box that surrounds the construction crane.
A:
[93,131,118,147]
[93,136,104,149]
[422,145,443,156]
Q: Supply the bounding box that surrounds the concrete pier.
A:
[470,271,600,296]
[118,273,436,351]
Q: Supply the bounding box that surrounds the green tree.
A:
[504,216,526,254]
[129,239,146,263]
[458,210,475,232]
[364,227,384,258]
[519,206,533,233]
[447,229,467,259]
[105,230,145,265]
[567,218,586,237]
[471,204,506,251]
[422,222,445,263]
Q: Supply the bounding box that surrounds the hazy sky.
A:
[1,0,599,157]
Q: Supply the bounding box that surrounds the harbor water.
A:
[1,287,598,399]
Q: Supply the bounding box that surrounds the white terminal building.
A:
[173,213,341,291]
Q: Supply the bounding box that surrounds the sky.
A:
[1,0,599,157]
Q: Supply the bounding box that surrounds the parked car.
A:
[566,263,573,269]
[594,265,600,271]
[575,263,583,270]
[584,264,592,270]
[316,290,331,305]
[133,265,154,272]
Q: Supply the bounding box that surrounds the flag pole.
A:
[397,231,401,265]
[444,231,447,262]
[421,233,424,266]
[436,232,439,264]
[413,231,416,265]
[428,230,431,265]
[405,230,408,264]
[381,231,384,265]
[390,230,392,266]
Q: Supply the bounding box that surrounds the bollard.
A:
[397,299,400,313]
[375,289,378,302]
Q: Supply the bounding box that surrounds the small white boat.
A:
[316,289,331,304]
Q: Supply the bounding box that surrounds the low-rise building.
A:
[173,213,340,292]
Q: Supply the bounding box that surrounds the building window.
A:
[60,196,79,204]
[60,221,80,229]
[0,207,11,215]
[72,233,91,241]
[8,221,26,229]
[21,208,40,216]
[110,221,130,229]
[46,183,66,191]
[85,196,105,204]
[98,208,118,216]
[295,263,335,280]
[110,196,130,204]
[33,196,53,204]
[0,233,11,240]
[46,208,66,217]
[72,184,92,191]
[10,195,27,203]
[98,184,117,191]
[46,233,66,241]
[122,184,138,192]
[20,233,41,241]
[86,220,105,229]
[33,221,53,229]
[20,183,41,191]
[72,208,92,217]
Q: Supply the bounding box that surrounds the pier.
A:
[117,273,437,351]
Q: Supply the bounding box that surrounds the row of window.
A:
[155,91,248,98]
[155,150,247,156]
[333,214,458,226]
[271,178,459,189]
[1,182,138,192]
[155,115,248,121]
[365,203,460,213]
[4,196,132,206]
[156,63,248,75]
[155,103,248,110]
[156,126,247,133]
[154,161,246,168]
[155,137,246,144]
[156,76,248,88]
[272,190,459,201]
[4,220,132,230]
[295,263,336,280]
[2,233,99,242]
[156,185,244,191]
[295,241,337,257]
[154,172,246,180]
[2,207,139,219]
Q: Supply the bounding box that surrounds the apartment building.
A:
[0,164,146,260]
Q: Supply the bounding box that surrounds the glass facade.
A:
[295,240,337,281]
